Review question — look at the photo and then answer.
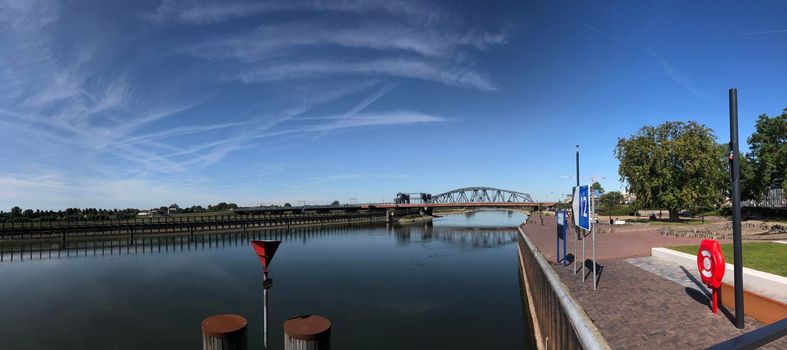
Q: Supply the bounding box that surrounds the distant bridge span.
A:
[365,202,555,209]
[234,187,556,214]
[431,187,533,204]
[369,187,555,209]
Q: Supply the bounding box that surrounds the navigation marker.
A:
[251,240,281,273]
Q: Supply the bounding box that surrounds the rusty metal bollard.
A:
[283,315,331,350]
[202,314,248,350]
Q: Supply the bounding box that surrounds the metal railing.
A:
[705,317,787,350]
[517,226,610,350]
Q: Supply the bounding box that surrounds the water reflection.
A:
[0,222,519,262]
[0,226,359,262]
[434,209,527,228]
[391,224,518,248]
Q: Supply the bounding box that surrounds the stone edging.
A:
[651,247,787,304]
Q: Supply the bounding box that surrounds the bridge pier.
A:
[386,209,396,224]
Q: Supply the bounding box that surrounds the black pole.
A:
[574,145,580,276]
[729,88,744,329]
[576,145,580,187]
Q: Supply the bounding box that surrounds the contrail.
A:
[311,81,400,140]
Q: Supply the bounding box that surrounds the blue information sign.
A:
[556,210,567,266]
[572,185,590,230]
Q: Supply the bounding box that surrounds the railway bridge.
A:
[386,187,545,207]
[236,186,555,222]
[366,187,556,221]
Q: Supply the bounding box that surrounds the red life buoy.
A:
[697,239,726,289]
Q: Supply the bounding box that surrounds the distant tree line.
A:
[0,207,139,223]
[0,202,241,223]
[177,202,239,213]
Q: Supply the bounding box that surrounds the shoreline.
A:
[0,217,389,246]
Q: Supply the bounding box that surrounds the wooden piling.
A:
[283,315,331,350]
[202,314,248,350]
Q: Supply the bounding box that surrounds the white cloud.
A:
[240,58,496,91]
[0,173,232,210]
[257,110,447,140]
[741,29,787,35]
[318,110,447,129]
[188,21,506,61]
[647,50,706,98]
[148,0,444,26]
[0,1,495,208]
[170,1,506,92]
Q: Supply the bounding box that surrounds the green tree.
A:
[283,203,292,207]
[599,191,624,217]
[739,156,760,201]
[600,191,624,206]
[10,206,21,217]
[745,109,787,197]
[331,200,340,205]
[590,182,604,194]
[615,121,726,221]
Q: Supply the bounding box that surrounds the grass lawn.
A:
[669,242,787,277]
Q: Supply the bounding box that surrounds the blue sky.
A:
[1,0,785,209]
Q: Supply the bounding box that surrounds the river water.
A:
[0,210,533,349]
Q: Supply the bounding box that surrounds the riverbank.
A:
[0,213,388,245]
[397,214,433,224]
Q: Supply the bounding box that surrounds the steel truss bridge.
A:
[233,187,554,214]
[430,187,533,204]
[384,187,552,209]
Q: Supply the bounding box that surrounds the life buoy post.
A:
[697,239,726,314]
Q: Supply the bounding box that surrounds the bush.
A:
[722,206,787,219]
[597,204,636,216]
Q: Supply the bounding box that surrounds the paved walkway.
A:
[521,217,787,349]
[626,256,711,294]
[524,215,735,262]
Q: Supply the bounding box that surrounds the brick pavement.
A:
[626,256,711,294]
[552,259,786,349]
[521,218,787,349]
[525,215,734,262]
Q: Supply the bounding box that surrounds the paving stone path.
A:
[521,218,787,349]
[626,256,710,293]
[551,259,787,349]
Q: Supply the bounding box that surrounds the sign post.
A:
[728,88,745,329]
[556,210,567,267]
[572,184,596,288]
[251,240,281,350]
[591,190,597,290]
[573,185,591,281]
[574,145,580,277]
